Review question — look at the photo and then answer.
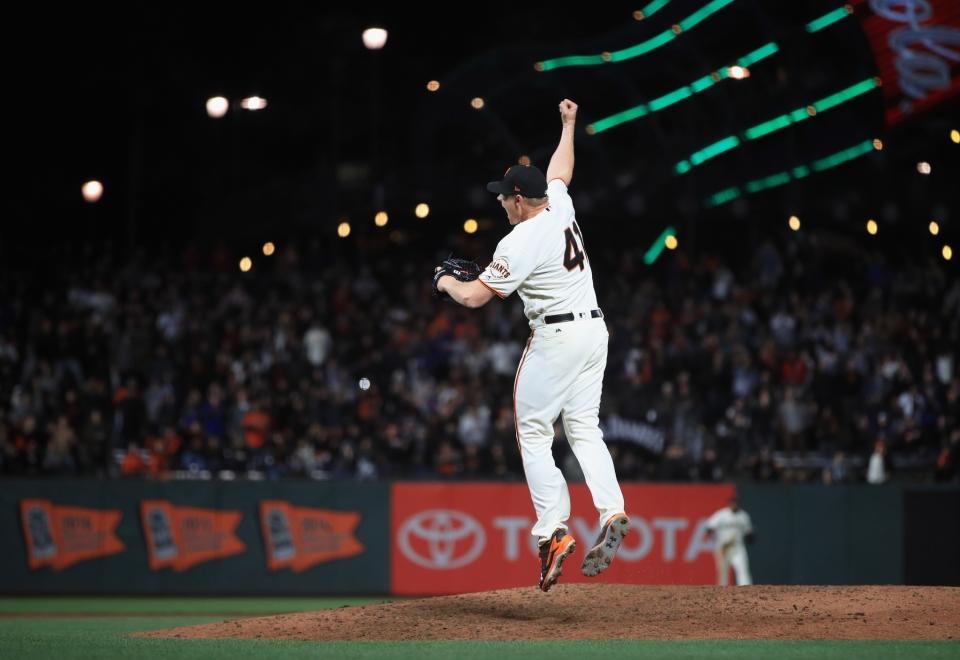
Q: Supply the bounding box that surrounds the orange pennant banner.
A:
[20,499,125,571]
[259,500,364,572]
[140,500,246,572]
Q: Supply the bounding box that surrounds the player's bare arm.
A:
[436,273,495,308]
[546,99,577,187]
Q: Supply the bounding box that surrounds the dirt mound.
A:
[141,585,960,641]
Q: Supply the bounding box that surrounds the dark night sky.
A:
[9,6,634,240]
[6,2,958,261]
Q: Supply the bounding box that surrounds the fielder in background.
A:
[433,99,629,593]
[706,496,755,586]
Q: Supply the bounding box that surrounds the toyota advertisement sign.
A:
[391,483,734,595]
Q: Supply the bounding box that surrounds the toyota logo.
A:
[397,510,486,569]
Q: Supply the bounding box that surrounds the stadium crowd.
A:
[1,231,958,484]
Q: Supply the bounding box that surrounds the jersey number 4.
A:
[563,221,586,272]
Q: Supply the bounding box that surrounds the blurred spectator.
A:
[822,451,849,485]
[0,234,956,483]
[121,442,147,477]
[42,416,77,475]
[867,440,891,484]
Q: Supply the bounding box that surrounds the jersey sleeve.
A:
[547,178,574,217]
[742,512,753,535]
[478,233,539,299]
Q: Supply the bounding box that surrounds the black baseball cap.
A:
[486,165,547,197]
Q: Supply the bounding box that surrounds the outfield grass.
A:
[0,597,391,615]
[0,600,956,659]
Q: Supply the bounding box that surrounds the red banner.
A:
[140,500,245,571]
[20,499,125,571]
[391,483,734,595]
[853,0,960,125]
[259,501,364,572]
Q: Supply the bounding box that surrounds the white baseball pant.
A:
[716,543,752,586]
[514,314,625,543]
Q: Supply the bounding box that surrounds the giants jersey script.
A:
[479,179,598,325]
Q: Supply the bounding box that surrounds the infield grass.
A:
[0,598,955,659]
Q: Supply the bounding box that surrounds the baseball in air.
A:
[359,377,371,391]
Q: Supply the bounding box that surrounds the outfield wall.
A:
[1,480,957,594]
[2,480,389,594]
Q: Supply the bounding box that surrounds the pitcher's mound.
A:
[142,584,959,641]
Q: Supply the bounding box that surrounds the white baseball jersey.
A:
[481,177,624,544]
[478,179,599,326]
[707,507,753,547]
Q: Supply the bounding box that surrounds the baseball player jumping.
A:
[433,100,629,592]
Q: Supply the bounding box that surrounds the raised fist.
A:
[559,99,578,125]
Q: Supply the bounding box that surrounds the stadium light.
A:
[206,96,229,118]
[82,180,103,203]
[375,211,389,227]
[337,221,351,238]
[789,215,801,231]
[239,257,252,272]
[727,65,749,79]
[262,242,275,256]
[415,203,430,219]
[240,96,267,111]
[464,219,478,234]
[943,245,953,261]
[917,161,932,175]
[867,219,878,235]
[471,97,485,110]
[929,221,940,236]
[362,27,388,50]
[426,80,440,92]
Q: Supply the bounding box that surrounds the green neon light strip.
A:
[706,187,741,207]
[744,78,878,140]
[643,226,677,265]
[538,55,605,69]
[690,136,740,166]
[589,42,779,134]
[689,74,716,93]
[648,87,693,111]
[806,6,853,33]
[737,42,779,67]
[612,31,676,63]
[537,0,735,71]
[676,78,878,174]
[745,172,792,193]
[810,140,874,171]
[744,115,793,140]
[704,140,875,207]
[812,78,878,112]
[639,0,671,19]
[679,0,735,31]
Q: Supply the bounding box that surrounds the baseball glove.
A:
[433,256,482,299]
